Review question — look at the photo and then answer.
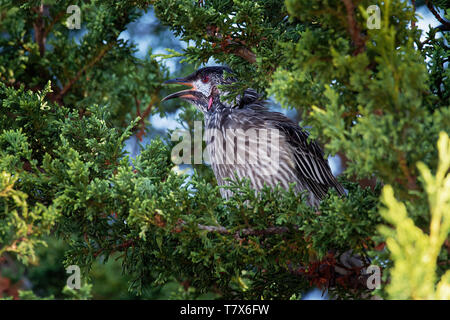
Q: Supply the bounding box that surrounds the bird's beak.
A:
[161,77,198,101]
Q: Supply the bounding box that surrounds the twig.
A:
[396,149,418,190]
[55,42,115,101]
[198,224,230,234]
[411,0,416,29]
[194,222,293,241]
[207,26,257,64]
[93,239,135,258]
[32,4,46,57]
[288,251,372,293]
[342,0,365,55]
[425,0,450,28]
[338,152,378,190]
[135,94,159,141]
[233,46,257,64]
[44,10,65,39]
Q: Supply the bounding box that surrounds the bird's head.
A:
[161,66,235,113]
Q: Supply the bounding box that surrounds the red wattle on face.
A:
[208,96,213,110]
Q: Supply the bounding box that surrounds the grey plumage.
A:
[163,66,345,206]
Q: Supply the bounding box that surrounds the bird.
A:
[162,66,345,207]
[162,67,367,282]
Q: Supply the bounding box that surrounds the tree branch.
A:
[55,42,115,102]
[288,252,372,292]
[395,150,418,190]
[32,4,46,57]
[232,46,257,64]
[342,0,365,55]
[207,26,257,64]
[187,222,293,241]
[411,0,416,29]
[425,0,450,28]
[93,239,135,258]
[134,94,159,141]
[44,10,65,39]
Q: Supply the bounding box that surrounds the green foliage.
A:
[153,0,303,97]
[379,132,450,300]
[1,282,92,300]
[0,82,380,298]
[0,0,448,300]
[0,170,59,265]
[270,0,449,196]
[0,0,168,130]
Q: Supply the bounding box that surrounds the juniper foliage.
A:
[0,0,449,299]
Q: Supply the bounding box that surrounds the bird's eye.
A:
[201,75,210,83]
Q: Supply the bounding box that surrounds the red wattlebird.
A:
[163,66,367,282]
[162,66,345,207]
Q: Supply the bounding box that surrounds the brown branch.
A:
[207,26,257,64]
[232,46,257,64]
[93,239,135,258]
[411,0,416,29]
[22,159,45,174]
[197,224,229,234]
[32,4,46,57]
[32,6,65,56]
[135,94,159,141]
[134,96,141,117]
[141,96,158,122]
[342,0,365,55]
[192,222,293,241]
[44,10,65,39]
[338,152,378,190]
[55,42,115,102]
[396,150,418,190]
[425,1,450,28]
[197,224,292,237]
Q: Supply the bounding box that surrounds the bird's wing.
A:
[266,112,345,199]
[240,88,260,106]
[221,104,345,200]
